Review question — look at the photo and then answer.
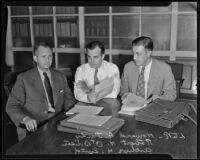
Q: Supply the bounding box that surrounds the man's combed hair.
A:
[132,36,154,51]
[85,41,105,54]
[33,42,53,55]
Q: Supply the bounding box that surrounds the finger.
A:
[33,120,37,131]
[25,123,31,132]
[29,122,35,132]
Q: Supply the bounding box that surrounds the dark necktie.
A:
[136,66,145,98]
[43,72,54,108]
[94,69,99,86]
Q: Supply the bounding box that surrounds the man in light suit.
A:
[120,36,176,101]
[6,42,76,140]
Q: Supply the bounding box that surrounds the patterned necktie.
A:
[94,69,99,86]
[136,66,145,98]
[43,72,54,108]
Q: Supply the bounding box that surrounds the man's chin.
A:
[134,61,140,66]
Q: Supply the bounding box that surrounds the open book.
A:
[118,93,148,116]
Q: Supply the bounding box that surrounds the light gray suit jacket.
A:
[6,67,76,127]
[120,58,176,101]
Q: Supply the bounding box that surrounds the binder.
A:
[57,115,125,138]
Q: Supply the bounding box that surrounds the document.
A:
[119,93,148,116]
[66,104,103,115]
[67,114,112,126]
[94,76,114,101]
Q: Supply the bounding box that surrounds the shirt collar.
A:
[87,60,106,70]
[139,59,152,71]
[37,66,51,78]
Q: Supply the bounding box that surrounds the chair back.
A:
[166,61,184,99]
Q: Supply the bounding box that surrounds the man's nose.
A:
[133,54,137,60]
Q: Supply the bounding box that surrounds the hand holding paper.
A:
[76,80,92,93]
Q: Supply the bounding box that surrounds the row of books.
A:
[34,23,53,37]
[12,22,29,37]
[32,6,53,14]
[56,7,76,14]
[11,6,76,15]
[57,22,78,37]
[11,6,29,15]
[86,22,107,37]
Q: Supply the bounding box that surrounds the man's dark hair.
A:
[132,36,154,51]
[33,42,53,55]
[85,41,105,54]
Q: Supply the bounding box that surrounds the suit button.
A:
[44,111,48,114]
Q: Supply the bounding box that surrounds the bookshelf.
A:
[6,3,197,95]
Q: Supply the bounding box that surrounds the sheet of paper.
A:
[119,99,147,115]
[118,109,135,116]
[66,104,103,115]
[67,114,112,126]
[122,93,148,105]
[95,76,114,93]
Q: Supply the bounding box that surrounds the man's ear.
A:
[147,50,152,57]
[102,54,105,60]
[33,55,37,63]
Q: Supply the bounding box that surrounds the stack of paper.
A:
[65,104,103,115]
[67,114,112,127]
[118,93,148,116]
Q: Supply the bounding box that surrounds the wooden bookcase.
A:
[6,2,197,95]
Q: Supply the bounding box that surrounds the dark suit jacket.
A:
[6,67,76,127]
[120,58,177,101]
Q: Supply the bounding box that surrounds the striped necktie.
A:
[136,66,145,98]
[94,69,99,86]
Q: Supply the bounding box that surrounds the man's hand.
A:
[22,116,37,132]
[76,80,92,93]
[87,92,98,103]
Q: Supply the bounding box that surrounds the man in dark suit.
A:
[6,42,76,140]
[120,36,176,101]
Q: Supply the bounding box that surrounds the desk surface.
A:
[6,98,197,158]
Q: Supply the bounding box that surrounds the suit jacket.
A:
[120,58,176,101]
[6,67,76,127]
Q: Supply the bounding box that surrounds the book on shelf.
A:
[65,22,70,36]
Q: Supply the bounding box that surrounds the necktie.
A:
[43,72,54,108]
[94,69,99,86]
[136,66,145,98]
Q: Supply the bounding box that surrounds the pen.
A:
[147,94,153,100]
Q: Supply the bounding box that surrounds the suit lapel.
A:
[32,68,46,99]
[147,59,157,97]
[51,70,59,106]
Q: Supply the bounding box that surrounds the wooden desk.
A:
[6,98,197,158]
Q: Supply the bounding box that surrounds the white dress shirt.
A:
[37,67,55,112]
[138,59,152,99]
[74,60,121,103]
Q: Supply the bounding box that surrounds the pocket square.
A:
[59,90,64,93]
